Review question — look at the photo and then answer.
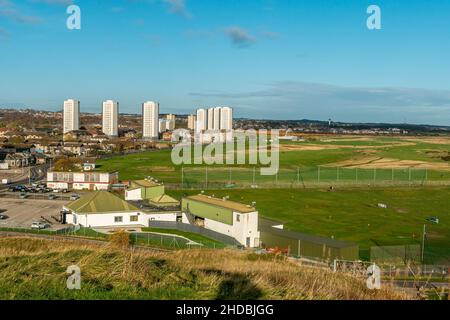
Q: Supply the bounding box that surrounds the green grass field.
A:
[96,136,450,264]
[96,136,450,184]
[167,187,450,264]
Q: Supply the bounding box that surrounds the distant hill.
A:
[0,237,407,300]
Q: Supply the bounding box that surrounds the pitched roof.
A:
[133,180,161,188]
[185,194,256,213]
[149,194,180,205]
[65,191,139,214]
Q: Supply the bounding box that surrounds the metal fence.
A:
[174,166,450,189]
[371,245,422,264]
[148,221,241,247]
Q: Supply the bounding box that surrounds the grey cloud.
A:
[1,1,43,24]
[164,0,191,18]
[189,81,450,124]
[225,26,255,48]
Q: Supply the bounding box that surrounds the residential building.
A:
[207,107,215,130]
[63,99,80,134]
[213,107,221,130]
[187,114,196,130]
[220,107,233,130]
[159,119,168,133]
[102,100,119,137]
[4,153,33,168]
[142,101,159,140]
[196,108,207,133]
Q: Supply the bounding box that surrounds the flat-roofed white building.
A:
[187,114,196,130]
[63,99,80,134]
[142,101,159,140]
[182,194,260,248]
[196,108,207,133]
[46,171,119,191]
[220,107,233,131]
[213,107,221,130]
[207,107,215,130]
[102,100,119,137]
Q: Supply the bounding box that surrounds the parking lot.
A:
[0,198,69,230]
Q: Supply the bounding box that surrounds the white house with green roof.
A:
[181,194,260,248]
[64,191,143,227]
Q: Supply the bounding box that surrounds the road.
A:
[0,163,49,191]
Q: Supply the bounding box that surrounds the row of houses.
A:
[0,151,48,169]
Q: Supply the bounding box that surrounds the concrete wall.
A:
[125,188,142,201]
[68,211,142,228]
[182,198,233,225]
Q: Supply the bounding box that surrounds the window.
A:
[114,216,123,223]
[130,215,138,222]
[236,214,240,222]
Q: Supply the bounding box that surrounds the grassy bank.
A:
[0,237,408,300]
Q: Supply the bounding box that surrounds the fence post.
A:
[252,167,256,185]
[297,167,300,185]
[318,166,321,183]
[355,168,358,183]
[181,166,184,188]
[337,167,339,181]
[373,168,377,183]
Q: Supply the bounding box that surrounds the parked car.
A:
[19,192,27,199]
[70,194,80,201]
[48,194,57,200]
[0,214,8,220]
[31,221,50,230]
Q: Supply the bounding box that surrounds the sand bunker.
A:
[327,156,450,171]
[280,142,415,152]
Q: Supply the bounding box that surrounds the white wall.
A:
[204,211,260,248]
[70,211,143,228]
[125,188,142,201]
[145,213,177,224]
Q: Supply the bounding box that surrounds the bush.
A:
[107,230,131,248]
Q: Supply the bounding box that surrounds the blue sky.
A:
[1,0,450,125]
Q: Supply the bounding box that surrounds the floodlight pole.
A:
[421,224,426,264]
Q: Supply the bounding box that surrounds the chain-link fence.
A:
[371,245,422,264]
[175,166,450,189]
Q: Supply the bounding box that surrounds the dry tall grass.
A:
[0,237,410,300]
